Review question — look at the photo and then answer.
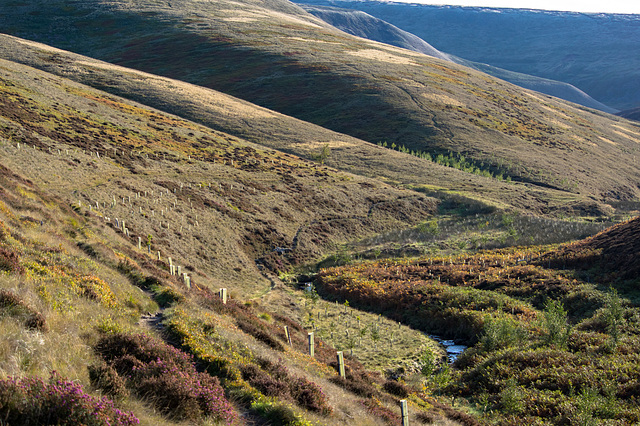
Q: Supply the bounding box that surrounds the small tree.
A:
[541,299,571,348]
[603,288,624,347]
[419,350,437,377]
[370,325,380,349]
[346,335,357,356]
[314,144,330,164]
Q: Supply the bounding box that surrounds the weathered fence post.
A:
[308,332,315,357]
[400,400,409,426]
[337,351,345,378]
[284,326,292,347]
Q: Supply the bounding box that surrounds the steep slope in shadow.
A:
[301,4,617,114]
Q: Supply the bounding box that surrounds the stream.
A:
[429,335,468,363]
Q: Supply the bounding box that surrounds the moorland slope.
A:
[1,0,640,217]
[1,5,640,424]
[0,49,479,425]
[294,1,640,111]
[301,4,617,113]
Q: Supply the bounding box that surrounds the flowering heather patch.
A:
[166,307,331,421]
[0,372,139,425]
[94,333,237,424]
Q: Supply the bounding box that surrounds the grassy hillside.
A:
[0,56,440,296]
[2,32,639,425]
[0,34,606,219]
[1,0,640,216]
[0,55,484,425]
[0,155,468,425]
[300,4,618,114]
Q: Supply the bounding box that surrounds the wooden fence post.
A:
[337,351,345,378]
[284,326,292,347]
[400,400,409,426]
[308,332,314,357]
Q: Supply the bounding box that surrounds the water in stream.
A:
[429,335,468,363]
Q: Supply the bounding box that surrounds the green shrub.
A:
[500,378,524,414]
[151,285,184,308]
[602,288,624,346]
[480,316,526,351]
[541,299,571,348]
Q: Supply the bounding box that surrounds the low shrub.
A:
[383,380,410,398]
[236,317,285,351]
[94,333,237,424]
[0,246,23,274]
[88,361,129,400]
[360,397,401,425]
[242,360,333,414]
[329,375,378,398]
[240,363,290,398]
[250,400,301,425]
[0,289,47,331]
[0,372,139,425]
[151,285,184,308]
[290,377,333,415]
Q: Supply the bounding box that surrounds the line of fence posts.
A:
[60,182,414,423]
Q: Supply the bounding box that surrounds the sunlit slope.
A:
[1,34,598,217]
[0,57,440,297]
[1,0,640,212]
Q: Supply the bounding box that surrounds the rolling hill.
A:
[1,0,640,219]
[1,1,640,424]
[0,48,468,425]
[0,54,439,296]
[301,4,618,114]
[294,0,640,112]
